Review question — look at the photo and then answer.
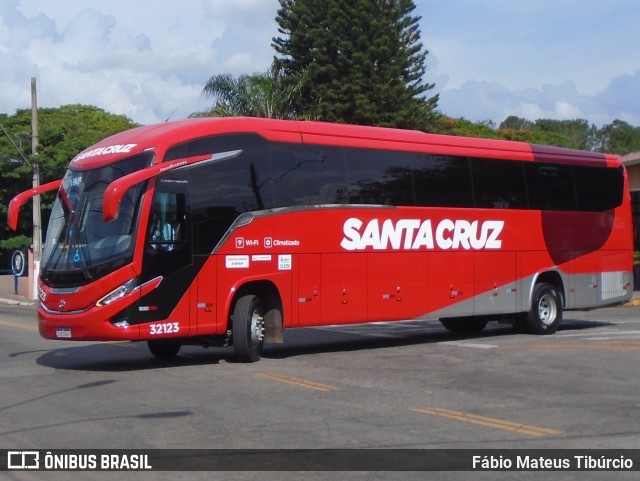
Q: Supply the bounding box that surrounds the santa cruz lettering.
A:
[340,218,504,251]
[74,143,137,160]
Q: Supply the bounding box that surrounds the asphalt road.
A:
[1,301,639,480]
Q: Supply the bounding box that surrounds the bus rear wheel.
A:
[232,295,265,362]
[524,283,562,334]
[147,339,181,359]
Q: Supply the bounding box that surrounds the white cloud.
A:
[2,0,279,123]
[436,72,640,127]
[554,101,584,120]
[592,71,640,126]
[1,0,639,130]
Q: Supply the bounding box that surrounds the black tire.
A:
[440,317,488,333]
[525,283,562,334]
[147,339,181,359]
[232,295,265,362]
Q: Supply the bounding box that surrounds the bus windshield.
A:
[42,153,153,287]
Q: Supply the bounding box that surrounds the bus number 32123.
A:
[149,322,180,335]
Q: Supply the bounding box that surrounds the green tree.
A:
[273,0,438,129]
[534,119,596,151]
[497,128,574,147]
[497,116,598,150]
[499,115,534,131]
[196,64,303,119]
[1,105,137,255]
[431,115,501,139]
[596,120,640,155]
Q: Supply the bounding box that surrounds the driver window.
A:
[148,192,186,251]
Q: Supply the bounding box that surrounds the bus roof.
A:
[70,117,620,170]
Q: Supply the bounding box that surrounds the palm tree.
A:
[194,63,305,119]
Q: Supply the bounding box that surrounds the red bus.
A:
[8,117,634,362]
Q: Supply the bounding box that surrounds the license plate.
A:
[55,327,72,338]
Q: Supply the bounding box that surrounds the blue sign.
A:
[11,250,26,277]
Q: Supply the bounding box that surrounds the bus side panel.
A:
[297,254,322,327]
[566,247,632,309]
[427,251,474,317]
[195,256,219,335]
[474,251,518,316]
[320,253,367,324]
[599,250,634,306]
[138,283,193,339]
[567,255,599,309]
[541,211,615,266]
[367,252,428,322]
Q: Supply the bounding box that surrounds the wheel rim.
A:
[537,293,557,326]
[250,309,265,347]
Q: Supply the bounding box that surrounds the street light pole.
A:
[0,78,42,300]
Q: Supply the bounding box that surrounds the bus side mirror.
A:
[7,180,62,230]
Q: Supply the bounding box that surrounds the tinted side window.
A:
[526,163,577,211]
[413,155,473,208]
[189,157,254,255]
[269,144,347,206]
[574,165,624,211]
[165,133,274,208]
[165,134,261,161]
[471,158,528,209]
[345,148,420,206]
[176,135,271,254]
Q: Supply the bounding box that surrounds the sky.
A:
[1,0,639,127]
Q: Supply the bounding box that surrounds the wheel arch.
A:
[528,270,566,310]
[229,280,284,343]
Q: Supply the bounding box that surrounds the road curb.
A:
[0,297,35,307]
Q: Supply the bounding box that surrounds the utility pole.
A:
[31,77,41,299]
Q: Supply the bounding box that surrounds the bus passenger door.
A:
[139,181,193,334]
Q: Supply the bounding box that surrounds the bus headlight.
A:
[97,278,138,307]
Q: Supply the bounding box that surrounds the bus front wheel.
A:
[525,283,562,335]
[147,339,181,359]
[232,295,265,362]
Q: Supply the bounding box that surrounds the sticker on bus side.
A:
[226,255,250,268]
[278,254,292,270]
